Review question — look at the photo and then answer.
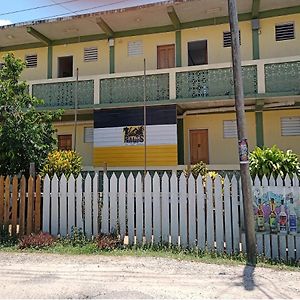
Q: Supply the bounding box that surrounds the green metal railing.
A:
[265,61,300,94]
[176,65,257,99]
[32,80,94,108]
[100,73,169,104]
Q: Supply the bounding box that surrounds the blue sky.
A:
[0,0,164,25]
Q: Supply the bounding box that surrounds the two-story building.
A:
[0,0,299,170]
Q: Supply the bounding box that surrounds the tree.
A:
[0,53,62,176]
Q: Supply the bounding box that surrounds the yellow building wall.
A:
[181,21,253,66]
[260,14,300,59]
[115,32,175,73]
[183,112,256,165]
[0,48,48,81]
[264,109,300,155]
[52,40,109,78]
[54,123,94,167]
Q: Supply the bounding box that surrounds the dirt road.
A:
[0,252,299,299]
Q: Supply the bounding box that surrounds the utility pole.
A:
[227,0,257,265]
[143,58,147,180]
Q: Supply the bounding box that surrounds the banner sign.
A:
[123,126,144,144]
[253,185,300,234]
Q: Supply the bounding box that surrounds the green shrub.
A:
[184,161,208,178]
[40,150,82,178]
[249,146,300,179]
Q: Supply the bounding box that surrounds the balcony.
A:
[28,56,300,109]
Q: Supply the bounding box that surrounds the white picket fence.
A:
[42,172,300,262]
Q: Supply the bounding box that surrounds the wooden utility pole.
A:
[143,58,147,180]
[227,0,257,265]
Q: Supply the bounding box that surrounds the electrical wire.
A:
[0,0,81,17]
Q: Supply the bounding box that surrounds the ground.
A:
[0,252,299,299]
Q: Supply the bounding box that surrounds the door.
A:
[157,44,175,69]
[190,129,209,164]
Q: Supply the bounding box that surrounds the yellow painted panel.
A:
[52,40,109,78]
[260,14,300,59]
[183,112,256,165]
[181,21,252,66]
[115,32,175,73]
[264,109,300,156]
[93,144,177,167]
[0,48,48,80]
[54,123,94,167]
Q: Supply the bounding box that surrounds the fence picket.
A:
[256,233,263,255]
[269,175,275,186]
[127,173,135,245]
[84,174,92,237]
[0,177,4,231]
[60,174,67,237]
[279,235,287,261]
[287,235,295,261]
[179,173,187,247]
[42,175,50,233]
[231,176,240,253]
[19,176,26,236]
[76,174,83,230]
[296,236,300,260]
[136,173,143,245]
[119,174,126,242]
[188,175,196,247]
[4,176,10,231]
[35,176,41,233]
[264,234,271,258]
[271,234,279,259]
[93,173,99,236]
[153,172,161,244]
[110,173,118,233]
[197,176,205,250]
[239,178,244,230]
[144,173,152,244]
[11,176,18,236]
[51,174,59,236]
[101,173,109,234]
[68,175,75,235]
[224,176,232,254]
[170,172,178,246]
[206,175,214,251]
[27,176,34,235]
[214,175,223,253]
[162,173,169,245]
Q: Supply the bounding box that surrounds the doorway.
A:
[189,129,209,164]
[188,40,208,66]
[157,44,175,69]
[58,56,73,78]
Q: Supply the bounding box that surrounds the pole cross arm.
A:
[27,27,52,45]
[167,6,181,30]
[96,17,114,38]
[252,0,260,18]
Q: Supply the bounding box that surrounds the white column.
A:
[94,78,100,104]
[169,70,176,100]
[257,61,266,94]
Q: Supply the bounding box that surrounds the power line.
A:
[31,0,132,22]
[0,0,81,17]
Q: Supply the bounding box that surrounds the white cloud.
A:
[0,19,12,26]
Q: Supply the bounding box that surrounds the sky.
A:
[0,0,165,26]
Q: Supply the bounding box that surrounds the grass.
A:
[0,237,299,272]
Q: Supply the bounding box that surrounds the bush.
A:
[40,150,82,178]
[249,146,300,179]
[19,232,55,249]
[96,234,121,250]
[184,161,208,178]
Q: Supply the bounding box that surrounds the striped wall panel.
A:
[93,105,177,167]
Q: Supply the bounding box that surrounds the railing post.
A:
[28,83,33,96]
[169,70,176,100]
[257,61,266,94]
[94,78,100,104]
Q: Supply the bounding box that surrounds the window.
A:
[275,23,295,41]
[128,41,143,56]
[58,56,73,78]
[188,40,208,66]
[58,134,72,150]
[25,54,37,68]
[281,117,300,136]
[84,127,94,143]
[223,120,237,138]
[223,31,241,47]
[84,47,98,62]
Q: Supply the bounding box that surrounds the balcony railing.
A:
[28,56,300,109]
